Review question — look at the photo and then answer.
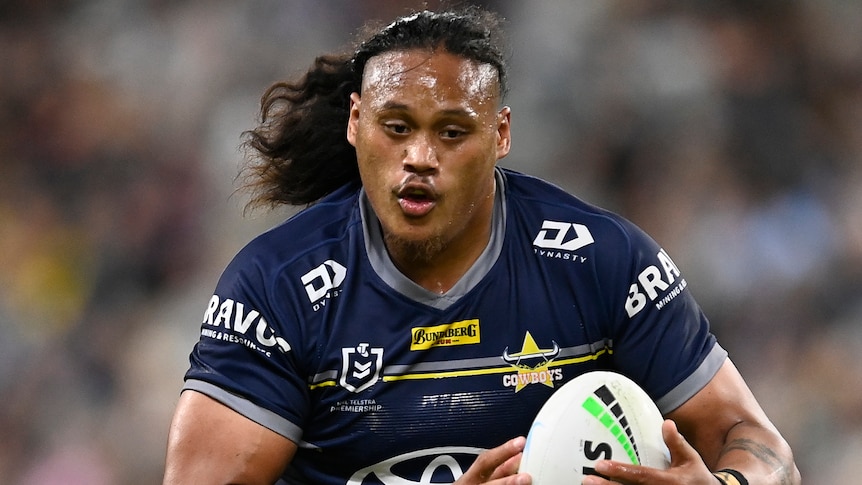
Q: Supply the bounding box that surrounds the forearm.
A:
[713,421,800,485]
[665,359,801,485]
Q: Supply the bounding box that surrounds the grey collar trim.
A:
[360,169,507,310]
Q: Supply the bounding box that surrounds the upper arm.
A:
[666,358,782,469]
[163,390,297,485]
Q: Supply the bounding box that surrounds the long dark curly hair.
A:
[239,6,509,210]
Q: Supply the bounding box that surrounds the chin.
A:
[383,230,447,264]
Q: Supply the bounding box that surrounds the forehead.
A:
[360,49,499,106]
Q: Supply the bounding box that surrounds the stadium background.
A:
[1,0,860,483]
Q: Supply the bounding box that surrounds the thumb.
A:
[662,419,699,466]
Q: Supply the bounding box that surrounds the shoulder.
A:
[501,168,677,317]
[500,168,651,256]
[221,186,361,291]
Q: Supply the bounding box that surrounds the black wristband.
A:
[713,469,749,485]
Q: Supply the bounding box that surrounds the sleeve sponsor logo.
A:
[410,320,481,351]
[201,295,291,356]
[624,248,686,318]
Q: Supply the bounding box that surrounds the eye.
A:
[440,127,467,140]
[383,121,410,135]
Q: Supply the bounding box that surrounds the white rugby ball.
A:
[519,371,670,483]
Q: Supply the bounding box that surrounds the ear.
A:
[496,106,512,159]
[346,92,361,147]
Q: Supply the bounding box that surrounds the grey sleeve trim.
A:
[183,379,303,443]
[655,343,728,414]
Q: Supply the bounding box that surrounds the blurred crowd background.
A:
[1,0,860,483]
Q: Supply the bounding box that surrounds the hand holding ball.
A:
[518,371,670,483]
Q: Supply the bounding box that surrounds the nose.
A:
[402,135,439,174]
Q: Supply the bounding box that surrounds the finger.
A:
[662,419,699,466]
[591,423,685,485]
[593,459,658,484]
[462,437,527,483]
[581,474,613,485]
[488,451,524,480]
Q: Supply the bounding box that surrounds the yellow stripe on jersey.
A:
[309,347,612,389]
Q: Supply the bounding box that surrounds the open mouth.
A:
[396,183,438,217]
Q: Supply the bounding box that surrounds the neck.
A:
[385,220,492,294]
[386,188,496,295]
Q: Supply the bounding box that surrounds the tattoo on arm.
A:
[719,438,793,485]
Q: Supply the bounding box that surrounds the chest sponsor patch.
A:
[410,320,481,351]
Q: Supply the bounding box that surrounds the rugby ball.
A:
[519,371,670,483]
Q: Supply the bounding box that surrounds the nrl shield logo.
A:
[340,343,384,393]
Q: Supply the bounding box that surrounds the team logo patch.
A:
[502,331,563,392]
[340,343,384,393]
[410,320,480,351]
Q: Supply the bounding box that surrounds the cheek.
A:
[461,147,499,196]
[357,153,384,189]
[354,128,387,176]
[357,131,411,184]
[356,148,396,202]
[455,143,498,180]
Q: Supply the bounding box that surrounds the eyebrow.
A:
[378,101,477,119]
[378,101,410,112]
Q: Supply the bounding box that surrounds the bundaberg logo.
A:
[410,320,480,351]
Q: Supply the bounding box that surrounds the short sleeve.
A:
[602,219,726,414]
[183,240,309,442]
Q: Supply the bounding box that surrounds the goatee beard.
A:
[384,232,447,266]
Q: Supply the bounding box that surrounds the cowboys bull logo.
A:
[502,331,562,392]
[341,343,384,393]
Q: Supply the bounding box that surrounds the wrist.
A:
[713,469,748,485]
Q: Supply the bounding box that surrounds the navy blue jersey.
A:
[184,168,726,485]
